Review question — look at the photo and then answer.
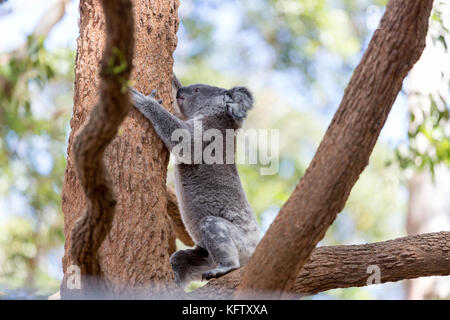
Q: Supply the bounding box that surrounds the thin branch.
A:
[192,231,450,299]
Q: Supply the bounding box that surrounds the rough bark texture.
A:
[61,0,180,297]
[192,232,450,299]
[235,0,434,299]
[61,0,135,297]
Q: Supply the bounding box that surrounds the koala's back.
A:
[174,162,259,256]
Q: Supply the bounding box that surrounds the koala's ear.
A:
[225,86,253,124]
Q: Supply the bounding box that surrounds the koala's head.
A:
[176,84,253,126]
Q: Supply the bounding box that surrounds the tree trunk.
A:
[61,0,179,297]
[235,0,434,298]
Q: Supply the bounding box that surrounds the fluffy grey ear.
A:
[225,86,253,124]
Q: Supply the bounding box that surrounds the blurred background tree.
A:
[0,0,448,299]
[402,1,450,299]
[0,0,73,296]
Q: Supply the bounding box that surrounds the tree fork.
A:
[234,0,434,298]
[165,194,449,298]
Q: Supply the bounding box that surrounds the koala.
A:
[130,76,260,289]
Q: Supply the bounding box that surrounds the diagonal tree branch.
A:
[234,0,435,298]
[192,231,450,299]
[61,0,134,298]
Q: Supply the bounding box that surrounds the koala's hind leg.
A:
[170,246,213,289]
[199,216,241,281]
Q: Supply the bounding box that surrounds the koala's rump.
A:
[173,164,258,249]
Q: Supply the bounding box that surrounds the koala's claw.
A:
[157,99,163,104]
[202,270,223,281]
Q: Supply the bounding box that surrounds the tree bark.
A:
[61,0,180,298]
[62,0,135,298]
[192,232,450,299]
[235,0,434,299]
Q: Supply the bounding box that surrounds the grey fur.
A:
[130,77,259,289]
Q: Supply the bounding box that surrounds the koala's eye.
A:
[194,88,200,93]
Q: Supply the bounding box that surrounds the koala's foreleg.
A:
[130,87,187,150]
[199,216,241,281]
[170,246,214,289]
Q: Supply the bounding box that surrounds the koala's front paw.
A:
[148,89,163,104]
[130,87,163,108]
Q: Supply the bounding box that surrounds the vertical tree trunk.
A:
[61,0,179,297]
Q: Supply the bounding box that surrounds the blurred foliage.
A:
[238,91,322,220]
[178,0,389,111]
[180,0,388,74]
[0,34,74,294]
[395,1,450,175]
[396,93,450,174]
[243,0,374,74]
